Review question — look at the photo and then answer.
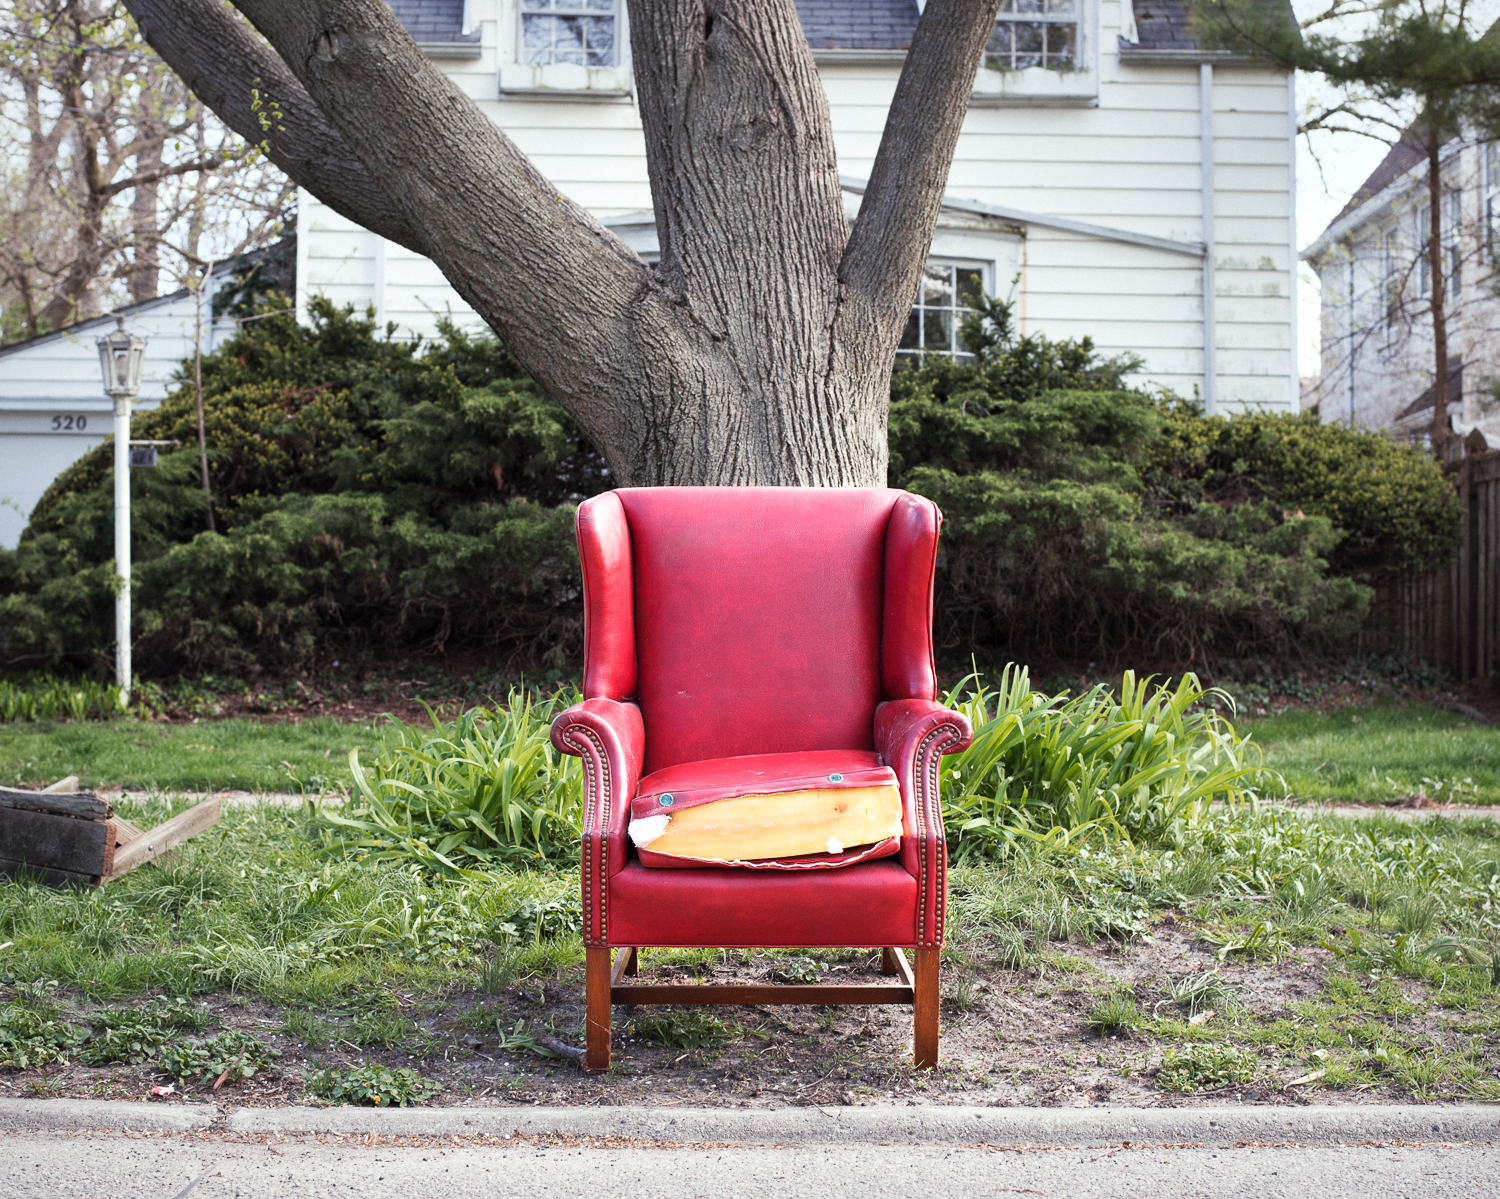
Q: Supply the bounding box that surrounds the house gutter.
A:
[837,177,1206,258]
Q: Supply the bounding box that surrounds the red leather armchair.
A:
[550,487,972,1072]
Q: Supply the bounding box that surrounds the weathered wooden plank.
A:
[0,806,112,875]
[0,855,98,889]
[104,798,221,880]
[0,786,110,820]
[610,982,915,1005]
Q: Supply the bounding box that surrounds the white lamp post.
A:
[96,317,146,703]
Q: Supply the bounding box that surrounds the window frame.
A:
[895,258,994,362]
[971,0,1098,108]
[499,0,633,100]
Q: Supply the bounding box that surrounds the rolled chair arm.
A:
[874,699,973,948]
[550,698,645,946]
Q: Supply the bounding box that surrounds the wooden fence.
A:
[1367,432,1500,682]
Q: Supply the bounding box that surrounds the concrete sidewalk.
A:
[3,1097,1498,1146]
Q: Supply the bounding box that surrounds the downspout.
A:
[1286,71,1298,411]
[1200,62,1216,415]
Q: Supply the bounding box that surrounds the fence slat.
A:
[1372,442,1497,682]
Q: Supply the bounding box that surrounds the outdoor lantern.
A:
[95,315,146,704]
[96,316,146,399]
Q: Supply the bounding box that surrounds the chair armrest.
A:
[874,699,973,947]
[550,698,644,947]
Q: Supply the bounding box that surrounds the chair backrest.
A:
[576,487,940,775]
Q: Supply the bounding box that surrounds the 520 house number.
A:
[50,414,87,431]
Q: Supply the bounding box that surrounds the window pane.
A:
[923,309,953,352]
[1046,0,1075,12]
[586,0,615,9]
[1014,0,1045,13]
[522,14,553,61]
[522,0,552,9]
[1014,21,1045,69]
[1044,22,1076,62]
[583,15,615,63]
[922,265,953,307]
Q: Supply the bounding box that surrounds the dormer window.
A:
[987,0,1079,71]
[521,0,619,67]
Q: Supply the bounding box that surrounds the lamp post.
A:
[96,317,146,702]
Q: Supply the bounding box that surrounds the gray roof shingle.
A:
[389,0,478,43]
[1129,0,1199,49]
[795,0,919,50]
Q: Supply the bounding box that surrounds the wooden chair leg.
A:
[585,945,612,1072]
[913,946,940,1069]
[624,946,639,976]
[880,947,898,975]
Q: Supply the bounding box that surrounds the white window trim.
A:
[972,0,1099,109]
[498,0,633,101]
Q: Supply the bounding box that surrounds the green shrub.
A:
[891,295,1458,663]
[306,1062,441,1107]
[0,676,125,722]
[0,1003,85,1068]
[317,689,584,876]
[155,1029,278,1083]
[939,665,1262,859]
[0,286,1458,677]
[0,297,601,676]
[1155,1042,1260,1092]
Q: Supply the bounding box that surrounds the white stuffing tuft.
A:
[629,814,672,848]
[825,837,844,855]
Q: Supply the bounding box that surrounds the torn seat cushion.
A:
[627,750,902,870]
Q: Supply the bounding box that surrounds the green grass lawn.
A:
[1241,701,1500,805]
[0,717,382,793]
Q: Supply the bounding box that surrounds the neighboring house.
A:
[0,251,275,549]
[302,0,1298,409]
[1303,132,1500,444]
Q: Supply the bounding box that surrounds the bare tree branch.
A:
[120,0,422,253]
[840,0,1004,343]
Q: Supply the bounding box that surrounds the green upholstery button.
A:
[658,794,674,806]
[828,773,843,782]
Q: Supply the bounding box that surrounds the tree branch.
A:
[97,155,221,201]
[839,0,1003,342]
[223,0,668,464]
[119,0,423,253]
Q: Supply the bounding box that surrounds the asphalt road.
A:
[9,1132,1498,1199]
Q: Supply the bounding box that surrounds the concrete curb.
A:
[221,1104,1500,1144]
[4,1099,1496,1144]
[0,1098,218,1131]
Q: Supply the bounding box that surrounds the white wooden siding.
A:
[298,0,1295,411]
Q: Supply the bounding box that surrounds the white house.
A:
[1303,131,1500,444]
[304,0,1298,407]
[0,0,1298,549]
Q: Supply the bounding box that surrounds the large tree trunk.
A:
[122,0,1003,486]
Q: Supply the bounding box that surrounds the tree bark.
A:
[122,0,1004,485]
[1426,136,1450,459]
[129,132,162,303]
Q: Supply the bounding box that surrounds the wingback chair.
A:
[549,487,973,1072]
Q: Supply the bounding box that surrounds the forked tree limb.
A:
[840,0,1004,343]
[122,0,423,253]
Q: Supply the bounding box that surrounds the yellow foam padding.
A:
[645,785,902,862]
